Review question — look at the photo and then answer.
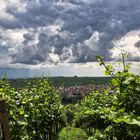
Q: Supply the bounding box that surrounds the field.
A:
[10,76,112,88]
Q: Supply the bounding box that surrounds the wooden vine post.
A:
[0,98,11,140]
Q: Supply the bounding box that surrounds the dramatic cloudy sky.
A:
[0,0,140,78]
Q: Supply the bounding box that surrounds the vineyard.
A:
[0,58,140,140]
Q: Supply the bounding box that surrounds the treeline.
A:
[9,77,112,89]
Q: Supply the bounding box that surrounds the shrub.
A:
[58,126,88,140]
[74,55,140,139]
[0,78,66,140]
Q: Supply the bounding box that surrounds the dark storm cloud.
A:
[1,0,140,65]
[135,40,140,48]
[10,32,52,64]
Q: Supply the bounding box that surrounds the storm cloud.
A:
[0,0,140,66]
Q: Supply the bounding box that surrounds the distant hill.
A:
[10,77,112,88]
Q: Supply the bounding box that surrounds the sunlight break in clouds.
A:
[111,30,140,61]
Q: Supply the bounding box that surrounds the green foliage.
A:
[58,126,88,140]
[0,78,66,140]
[88,129,110,140]
[64,104,78,125]
[0,53,140,140]
[74,55,140,139]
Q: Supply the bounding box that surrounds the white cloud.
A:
[84,31,101,51]
[48,53,60,64]
[0,0,15,20]
[0,28,27,44]
[110,30,140,61]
